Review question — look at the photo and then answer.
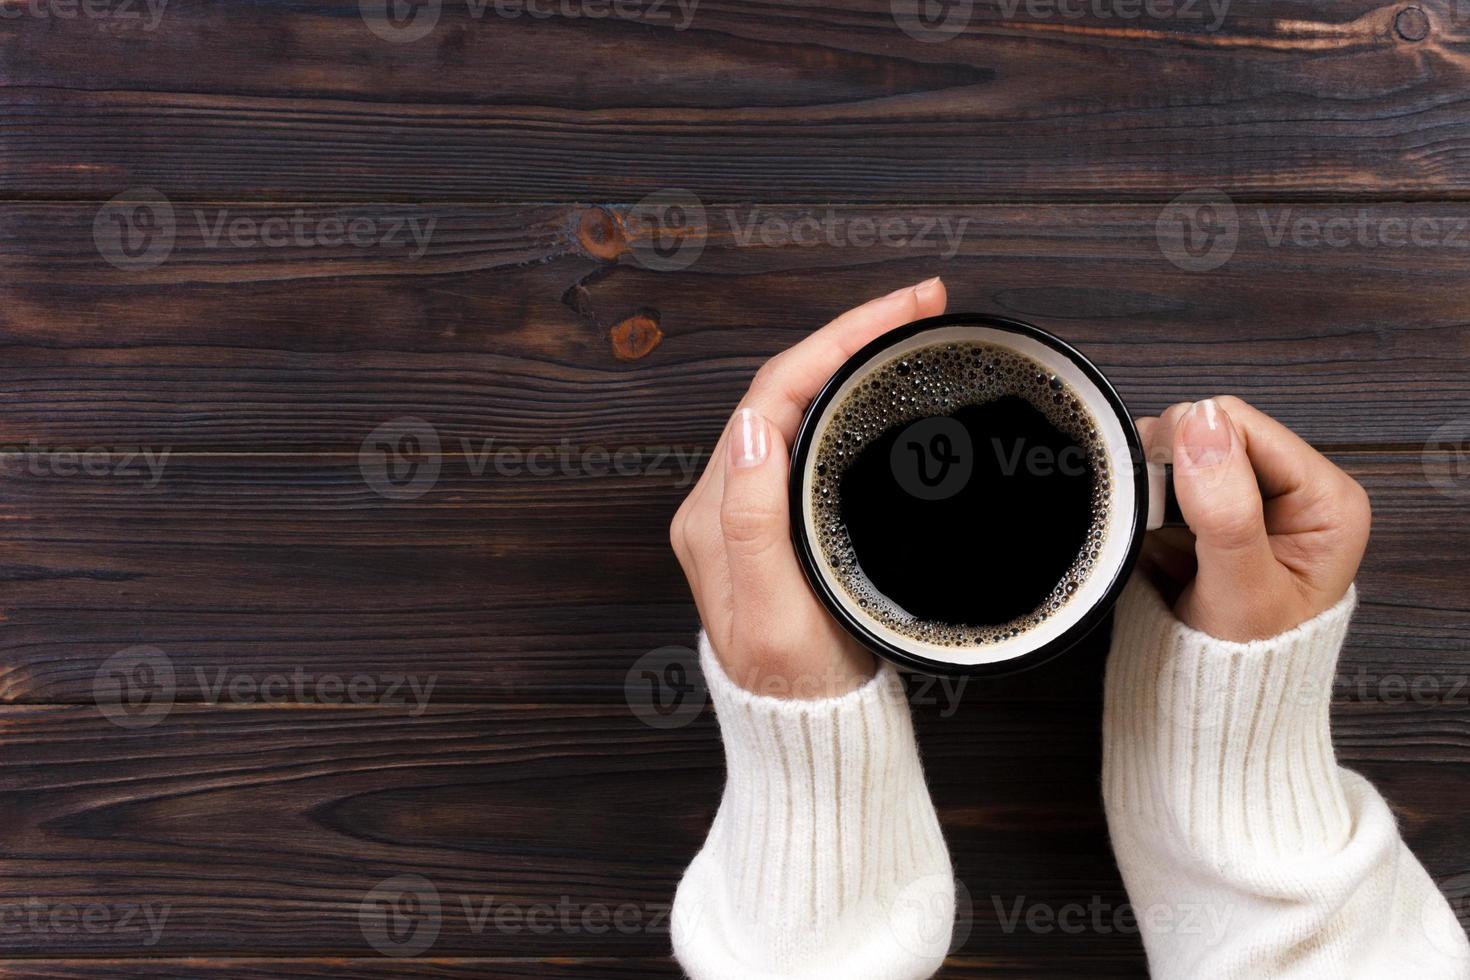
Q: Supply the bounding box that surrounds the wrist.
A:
[1174,572,1353,642]
[714,622,878,699]
[726,645,877,699]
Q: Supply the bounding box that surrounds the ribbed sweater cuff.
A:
[672,633,953,978]
[1104,577,1358,864]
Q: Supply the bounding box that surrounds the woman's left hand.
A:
[1136,397,1372,641]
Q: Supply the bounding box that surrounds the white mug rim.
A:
[787,314,1150,677]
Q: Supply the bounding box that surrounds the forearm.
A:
[672,633,953,980]
[1103,576,1470,978]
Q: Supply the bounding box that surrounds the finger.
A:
[672,430,729,563]
[1205,393,1352,511]
[1214,397,1370,598]
[1136,414,1196,594]
[1135,416,1158,453]
[1142,401,1192,464]
[1171,398,1277,587]
[1150,396,1355,533]
[718,409,813,662]
[677,397,749,547]
[743,277,948,442]
[680,426,731,514]
[687,277,948,535]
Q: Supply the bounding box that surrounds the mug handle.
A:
[1145,462,1187,531]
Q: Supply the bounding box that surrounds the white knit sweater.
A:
[672,578,1470,979]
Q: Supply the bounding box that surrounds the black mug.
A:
[788,313,1181,677]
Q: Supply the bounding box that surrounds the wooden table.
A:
[1,0,1467,975]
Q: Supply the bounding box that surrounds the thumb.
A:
[1171,398,1277,590]
[718,409,815,652]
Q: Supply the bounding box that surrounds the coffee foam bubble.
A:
[811,341,1111,648]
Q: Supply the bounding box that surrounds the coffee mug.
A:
[788,313,1181,677]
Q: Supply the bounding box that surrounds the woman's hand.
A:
[670,278,948,697]
[1137,397,1372,641]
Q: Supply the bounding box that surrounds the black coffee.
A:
[810,342,1110,647]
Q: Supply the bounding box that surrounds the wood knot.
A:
[577,208,628,261]
[609,312,662,361]
[1395,7,1429,40]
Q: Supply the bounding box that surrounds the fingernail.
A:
[914,276,943,302]
[1179,398,1230,468]
[882,276,941,301]
[729,408,769,469]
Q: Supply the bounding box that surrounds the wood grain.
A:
[0,958,1161,979]
[0,452,1463,703]
[0,958,1140,979]
[6,0,1470,971]
[0,698,1462,962]
[2,0,1469,202]
[0,961,684,979]
[3,203,1469,452]
[0,963,1140,975]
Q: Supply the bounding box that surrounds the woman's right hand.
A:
[669,277,949,698]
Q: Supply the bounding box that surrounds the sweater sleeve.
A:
[672,632,954,980]
[1103,576,1470,979]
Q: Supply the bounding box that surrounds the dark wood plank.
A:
[0,454,696,704]
[7,3,1465,977]
[0,956,1130,978]
[0,452,1463,705]
[0,958,1146,979]
[3,0,1469,201]
[0,699,1462,962]
[3,203,1469,452]
[0,960,683,979]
